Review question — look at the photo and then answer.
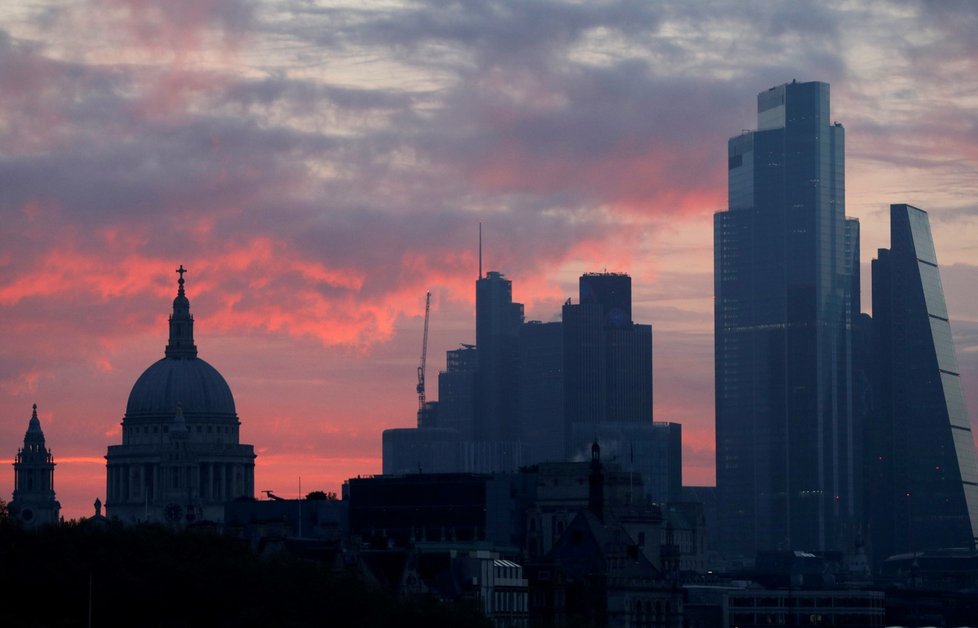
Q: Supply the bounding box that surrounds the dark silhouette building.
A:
[527,445,684,628]
[347,473,516,548]
[518,321,564,465]
[476,271,524,442]
[868,204,978,561]
[9,403,61,526]
[564,272,652,458]
[714,81,860,557]
[384,270,660,480]
[580,271,632,327]
[438,345,479,439]
[105,266,256,524]
[382,426,460,474]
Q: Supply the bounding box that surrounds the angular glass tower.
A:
[869,204,978,560]
[715,81,859,556]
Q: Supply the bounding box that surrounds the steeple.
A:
[165,265,198,359]
[24,403,45,448]
[10,403,60,526]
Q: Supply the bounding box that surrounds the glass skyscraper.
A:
[868,204,978,561]
[714,81,859,557]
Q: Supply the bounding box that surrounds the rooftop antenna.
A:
[478,222,483,279]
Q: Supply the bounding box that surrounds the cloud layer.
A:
[2,0,978,516]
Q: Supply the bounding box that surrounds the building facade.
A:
[724,589,883,627]
[476,271,524,443]
[9,404,61,526]
[714,81,859,556]
[564,272,653,457]
[438,344,478,439]
[868,204,978,560]
[105,267,256,524]
[518,321,564,465]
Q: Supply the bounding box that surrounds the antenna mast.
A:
[478,222,483,279]
[417,291,431,426]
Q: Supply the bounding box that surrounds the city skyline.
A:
[2,2,978,519]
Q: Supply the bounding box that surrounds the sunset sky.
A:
[2,1,978,519]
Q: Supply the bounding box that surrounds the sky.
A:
[2,0,978,520]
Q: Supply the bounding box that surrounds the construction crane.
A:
[416,291,431,427]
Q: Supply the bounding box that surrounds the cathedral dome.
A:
[123,265,237,422]
[125,357,236,420]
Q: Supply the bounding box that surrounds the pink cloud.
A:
[5,0,978,522]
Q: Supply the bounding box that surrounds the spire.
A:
[165,265,198,359]
[24,403,45,446]
[27,403,42,432]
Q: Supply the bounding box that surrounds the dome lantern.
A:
[165,264,198,359]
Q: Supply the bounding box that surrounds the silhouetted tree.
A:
[305,490,338,501]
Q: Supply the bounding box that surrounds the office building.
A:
[346,473,516,548]
[714,81,858,556]
[476,271,524,443]
[518,321,564,465]
[868,203,978,560]
[438,345,479,439]
[564,272,652,457]
[384,270,659,479]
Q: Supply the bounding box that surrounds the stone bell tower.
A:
[9,404,61,526]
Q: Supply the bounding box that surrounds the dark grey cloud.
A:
[4,0,976,321]
[7,0,978,516]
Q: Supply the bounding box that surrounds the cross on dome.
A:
[176,265,188,296]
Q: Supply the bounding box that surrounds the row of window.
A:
[128,424,235,435]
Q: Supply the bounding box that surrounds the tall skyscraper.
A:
[715,81,858,556]
[476,271,524,442]
[868,204,978,560]
[564,272,652,458]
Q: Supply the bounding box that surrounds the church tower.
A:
[9,404,61,526]
[106,266,256,524]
